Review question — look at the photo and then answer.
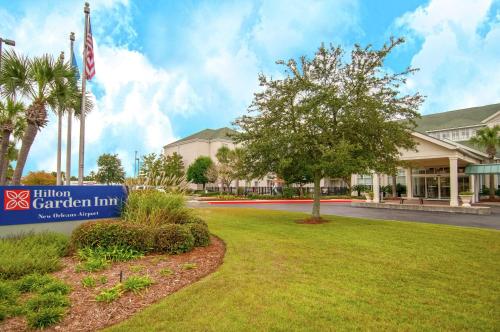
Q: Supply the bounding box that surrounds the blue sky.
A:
[0,0,499,176]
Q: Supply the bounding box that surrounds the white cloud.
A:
[396,0,500,114]
[0,1,192,176]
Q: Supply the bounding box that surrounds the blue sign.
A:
[0,185,128,226]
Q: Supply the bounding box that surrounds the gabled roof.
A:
[164,127,238,148]
[414,103,500,132]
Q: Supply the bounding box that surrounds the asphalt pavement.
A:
[190,201,500,230]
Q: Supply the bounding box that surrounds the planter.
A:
[460,194,473,207]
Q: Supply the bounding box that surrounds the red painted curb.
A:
[206,199,354,205]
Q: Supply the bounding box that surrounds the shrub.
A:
[154,224,195,254]
[181,263,197,270]
[76,257,109,272]
[123,276,153,294]
[16,273,55,293]
[77,245,144,262]
[123,190,192,225]
[71,220,153,252]
[159,268,173,276]
[39,280,71,295]
[25,293,70,312]
[21,171,56,185]
[0,233,68,279]
[99,276,108,284]
[187,222,210,247]
[81,276,96,288]
[0,280,18,303]
[95,284,123,303]
[26,307,66,329]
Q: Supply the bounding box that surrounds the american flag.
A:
[85,17,95,80]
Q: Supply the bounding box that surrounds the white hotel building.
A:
[164,103,500,206]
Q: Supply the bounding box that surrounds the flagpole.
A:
[66,32,75,185]
[56,51,64,186]
[78,2,90,185]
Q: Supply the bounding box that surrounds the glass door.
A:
[427,176,439,199]
[439,176,450,199]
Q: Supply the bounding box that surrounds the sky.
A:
[0,0,499,176]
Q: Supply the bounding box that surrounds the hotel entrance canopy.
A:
[465,163,500,175]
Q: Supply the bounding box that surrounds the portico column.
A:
[449,157,459,207]
[372,173,380,203]
[405,168,413,199]
[469,175,475,203]
[474,174,480,203]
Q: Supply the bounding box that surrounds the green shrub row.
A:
[0,232,69,280]
[71,219,210,255]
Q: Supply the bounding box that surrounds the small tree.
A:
[206,163,219,186]
[164,152,185,178]
[470,125,500,199]
[234,38,423,220]
[22,171,56,185]
[95,153,125,184]
[186,156,213,190]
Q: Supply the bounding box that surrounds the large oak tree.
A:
[234,38,423,220]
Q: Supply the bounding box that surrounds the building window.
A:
[441,132,449,139]
[460,129,468,140]
[357,175,372,186]
[452,130,459,140]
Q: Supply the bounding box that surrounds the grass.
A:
[181,263,197,270]
[109,208,500,331]
[123,276,154,294]
[0,232,68,279]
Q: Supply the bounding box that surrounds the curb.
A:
[206,199,355,205]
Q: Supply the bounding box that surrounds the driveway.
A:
[190,201,500,230]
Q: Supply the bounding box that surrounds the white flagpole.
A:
[66,32,75,185]
[78,2,90,185]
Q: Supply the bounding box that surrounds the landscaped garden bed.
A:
[0,190,225,331]
[1,236,224,332]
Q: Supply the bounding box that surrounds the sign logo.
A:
[4,190,31,211]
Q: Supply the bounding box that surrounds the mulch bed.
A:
[295,218,329,224]
[1,236,225,332]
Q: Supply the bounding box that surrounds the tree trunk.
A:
[392,175,397,198]
[0,158,8,185]
[65,109,72,185]
[312,175,321,220]
[0,130,10,185]
[489,173,495,199]
[56,111,62,185]
[12,123,38,185]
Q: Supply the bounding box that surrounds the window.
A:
[460,129,468,139]
[356,175,372,186]
[452,130,459,140]
[441,132,449,139]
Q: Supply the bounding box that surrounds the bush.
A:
[16,273,55,293]
[0,281,18,303]
[0,233,69,279]
[21,171,56,185]
[26,307,66,329]
[81,276,96,288]
[25,293,70,312]
[95,284,123,303]
[282,187,295,199]
[39,280,71,295]
[123,190,192,226]
[123,276,153,294]
[71,220,153,252]
[77,245,144,262]
[187,222,210,247]
[154,224,195,254]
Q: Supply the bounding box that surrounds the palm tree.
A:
[0,50,75,185]
[0,117,25,184]
[470,125,500,199]
[47,53,81,185]
[0,98,25,185]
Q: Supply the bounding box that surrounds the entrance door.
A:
[439,176,450,199]
[427,177,439,199]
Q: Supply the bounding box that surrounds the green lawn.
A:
[108,208,500,331]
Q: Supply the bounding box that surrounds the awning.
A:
[465,163,500,175]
